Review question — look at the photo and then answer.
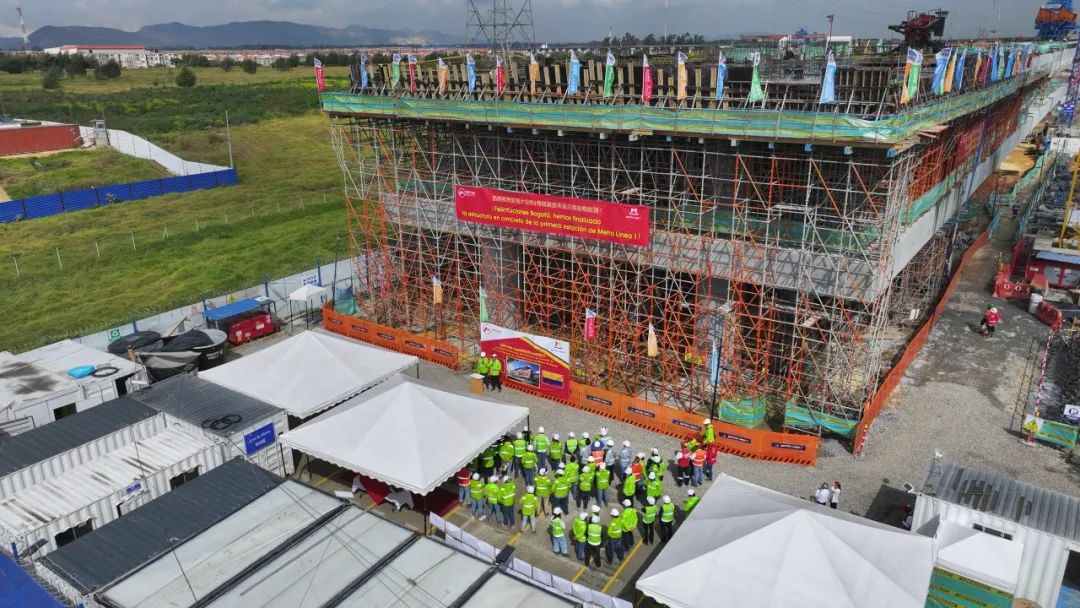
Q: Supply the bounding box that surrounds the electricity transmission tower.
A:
[465,0,535,52]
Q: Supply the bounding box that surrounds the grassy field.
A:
[0,65,351,93]
[0,148,170,199]
[0,109,349,351]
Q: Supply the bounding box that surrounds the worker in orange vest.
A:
[456,466,472,504]
[690,445,706,487]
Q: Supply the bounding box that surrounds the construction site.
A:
[320,7,1073,460]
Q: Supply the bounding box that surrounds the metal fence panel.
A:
[23,194,63,218]
[59,189,99,211]
[129,179,163,199]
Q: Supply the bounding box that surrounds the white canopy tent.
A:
[288,283,328,302]
[279,376,529,495]
[637,475,934,608]
[200,329,417,418]
[934,520,1022,593]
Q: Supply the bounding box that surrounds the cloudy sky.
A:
[3,0,1046,40]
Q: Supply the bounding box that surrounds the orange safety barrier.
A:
[854,231,989,456]
[992,264,1032,300]
[1036,301,1064,330]
[322,306,461,369]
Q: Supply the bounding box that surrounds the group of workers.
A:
[457,419,716,569]
[475,352,504,391]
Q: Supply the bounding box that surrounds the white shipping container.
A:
[167,410,294,478]
[0,423,223,559]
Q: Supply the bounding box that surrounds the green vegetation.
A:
[0,149,170,199]
[175,67,197,88]
[0,64,349,93]
[41,68,62,90]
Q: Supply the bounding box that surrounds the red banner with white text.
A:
[455,185,650,247]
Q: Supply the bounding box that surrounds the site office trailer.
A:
[0,413,166,500]
[0,424,224,560]
[163,409,295,478]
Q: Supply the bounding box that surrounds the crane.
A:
[888,9,948,48]
[1035,1,1077,40]
[15,5,28,51]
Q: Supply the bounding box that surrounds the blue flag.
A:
[1005,48,1015,79]
[359,53,368,89]
[819,50,837,104]
[568,51,580,95]
[932,47,951,95]
[989,45,999,83]
[953,49,965,92]
[708,339,720,385]
[466,53,476,93]
[716,51,728,102]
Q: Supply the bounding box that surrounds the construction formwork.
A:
[328,43,1070,443]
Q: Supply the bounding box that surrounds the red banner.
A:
[313,60,326,92]
[455,185,650,247]
[480,323,570,399]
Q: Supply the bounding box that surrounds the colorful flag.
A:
[313,58,326,92]
[676,51,688,100]
[584,309,597,341]
[495,55,505,94]
[932,48,951,96]
[568,51,580,95]
[997,46,1006,80]
[479,286,489,322]
[407,54,417,92]
[1005,48,1015,79]
[641,55,653,104]
[467,53,476,93]
[708,339,720,384]
[943,48,957,94]
[716,51,728,102]
[972,49,983,86]
[528,53,540,95]
[953,49,966,92]
[432,276,443,304]
[359,53,368,90]
[647,323,658,357]
[989,45,999,82]
[437,58,449,93]
[900,48,923,104]
[1026,43,1035,69]
[818,50,836,104]
[391,53,402,88]
[603,52,616,97]
[748,52,765,103]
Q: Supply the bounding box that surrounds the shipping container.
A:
[0,123,81,156]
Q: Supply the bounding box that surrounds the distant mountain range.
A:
[0,20,462,50]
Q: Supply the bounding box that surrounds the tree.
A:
[221,57,236,72]
[41,67,63,90]
[99,59,122,78]
[287,53,301,68]
[272,57,291,70]
[241,59,258,74]
[643,33,657,45]
[175,66,197,88]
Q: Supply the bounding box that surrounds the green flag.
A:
[603,52,616,98]
[391,53,402,88]
[479,286,489,322]
[748,52,765,103]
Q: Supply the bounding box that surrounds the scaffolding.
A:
[329,43,1069,440]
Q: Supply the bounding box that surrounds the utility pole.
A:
[16,5,29,52]
[825,14,835,56]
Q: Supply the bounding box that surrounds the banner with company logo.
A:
[455,185,650,247]
[480,323,570,399]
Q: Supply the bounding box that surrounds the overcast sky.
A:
[3,0,1046,40]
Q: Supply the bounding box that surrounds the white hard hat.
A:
[600,427,608,435]
[553,433,560,440]
[591,516,600,523]
[611,508,620,517]
[606,439,614,446]
[523,426,529,432]
[622,499,631,507]
[599,462,606,470]
[527,444,535,451]
[625,467,633,474]
[688,489,695,496]
[587,456,595,463]
[568,432,575,437]
[480,351,486,357]
[502,475,510,481]
[647,496,656,505]
[990,307,998,313]
[623,440,631,447]
[637,452,645,459]
[489,476,498,482]
[527,485,535,493]
[472,473,480,480]
[591,505,601,513]
[556,469,565,476]
[651,455,660,463]
[579,512,588,520]
[648,472,655,480]
[538,426,545,433]
[582,432,590,438]
[516,432,523,439]
[663,496,672,504]
[558,461,565,469]
[703,418,711,425]
[539,467,547,475]
[553,507,562,515]
[651,447,659,454]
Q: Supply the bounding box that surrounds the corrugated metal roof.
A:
[0,398,158,478]
[1034,249,1080,264]
[0,424,218,537]
[16,340,139,386]
[128,374,281,438]
[39,458,282,594]
[202,298,264,322]
[920,460,1080,542]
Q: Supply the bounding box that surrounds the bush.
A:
[241,59,258,74]
[221,57,236,72]
[99,59,122,79]
[41,68,63,90]
[175,67,197,88]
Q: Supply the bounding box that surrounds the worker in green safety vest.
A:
[552,468,571,514]
[480,445,496,478]
[585,516,603,568]
[533,426,550,470]
[522,444,538,486]
[499,475,516,528]
[565,458,580,503]
[595,462,611,507]
[577,462,594,510]
[548,433,564,465]
[565,432,579,458]
[520,486,538,533]
[476,352,491,390]
[512,432,527,478]
[605,508,625,564]
[685,488,701,516]
[534,468,551,516]
[549,507,568,556]
[488,355,503,391]
[498,438,514,473]
[572,512,588,562]
[659,495,676,542]
[483,475,500,522]
[703,417,715,445]
[620,499,638,551]
[469,473,485,518]
[646,471,663,501]
[622,466,636,506]
[641,496,657,545]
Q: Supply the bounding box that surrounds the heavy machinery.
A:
[1035,1,1077,40]
[888,9,948,47]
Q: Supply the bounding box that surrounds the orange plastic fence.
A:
[854,231,989,455]
[993,265,1033,300]
[322,307,461,369]
[1036,301,1064,330]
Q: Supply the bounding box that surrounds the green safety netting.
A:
[782,398,858,437]
[719,396,766,428]
[322,70,1035,146]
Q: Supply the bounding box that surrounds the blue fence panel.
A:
[129,179,163,200]
[23,194,62,218]
[0,200,24,222]
[98,184,133,203]
[59,189,100,212]
[216,168,239,186]
[189,172,218,190]
[159,175,189,195]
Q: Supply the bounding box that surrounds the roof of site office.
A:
[323,39,1070,146]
